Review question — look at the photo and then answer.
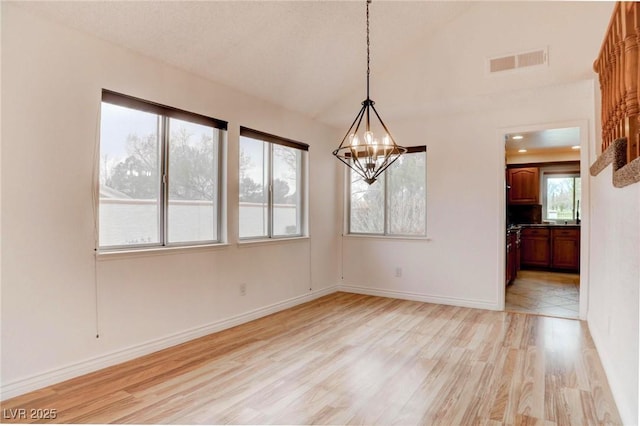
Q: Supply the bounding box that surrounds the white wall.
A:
[340,2,638,420]
[588,166,640,425]
[1,4,341,398]
[339,0,612,309]
[340,81,597,310]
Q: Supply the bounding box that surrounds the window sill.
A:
[343,234,432,242]
[96,243,230,260]
[237,236,309,248]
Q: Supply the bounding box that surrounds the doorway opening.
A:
[504,126,583,319]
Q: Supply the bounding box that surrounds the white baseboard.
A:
[2,284,499,401]
[338,284,500,311]
[1,285,337,401]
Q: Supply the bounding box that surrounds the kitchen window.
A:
[239,127,308,240]
[542,172,581,222]
[348,146,426,236]
[99,90,226,250]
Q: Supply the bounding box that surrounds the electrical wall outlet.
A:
[395,267,402,278]
[240,283,247,296]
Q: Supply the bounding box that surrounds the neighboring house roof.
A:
[99,185,131,199]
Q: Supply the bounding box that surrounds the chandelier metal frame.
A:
[332,0,406,185]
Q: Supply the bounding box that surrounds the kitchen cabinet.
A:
[507,167,539,205]
[520,226,580,271]
[506,236,513,285]
[551,228,580,270]
[506,227,521,285]
[515,230,521,272]
[521,227,550,268]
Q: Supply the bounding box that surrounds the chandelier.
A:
[333,0,406,185]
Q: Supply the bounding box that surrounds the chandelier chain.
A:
[332,0,406,186]
[366,0,370,100]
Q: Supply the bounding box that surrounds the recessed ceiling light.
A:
[518,149,527,153]
[571,145,580,150]
[512,135,524,140]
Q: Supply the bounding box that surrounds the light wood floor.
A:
[2,292,621,425]
[506,270,580,319]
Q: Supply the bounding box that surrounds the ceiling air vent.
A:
[488,47,548,74]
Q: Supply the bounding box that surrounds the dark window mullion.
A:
[575,175,580,221]
[268,142,274,238]
[216,128,223,241]
[384,170,389,235]
[298,150,304,235]
[347,168,353,234]
[160,116,169,246]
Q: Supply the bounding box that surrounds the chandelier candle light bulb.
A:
[333,0,406,185]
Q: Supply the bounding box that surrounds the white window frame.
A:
[98,90,227,251]
[239,127,308,241]
[347,146,427,237]
[542,170,581,223]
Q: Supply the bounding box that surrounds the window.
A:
[543,172,581,222]
[239,127,308,239]
[349,146,426,236]
[99,90,226,249]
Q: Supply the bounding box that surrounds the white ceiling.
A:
[15,0,473,126]
[505,127,581,156]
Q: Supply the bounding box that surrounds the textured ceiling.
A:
[15,1,473,126]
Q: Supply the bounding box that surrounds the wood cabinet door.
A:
[508,168,539,204]
[506,241,513,285]
[506,232,519,285]
[515,231,521,272]
[521,236,550,267]
[521,228,550,267]
[551,229,580,270]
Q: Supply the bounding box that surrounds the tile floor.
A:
[506,270,580,319]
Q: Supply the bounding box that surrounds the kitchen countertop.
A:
[507,223,580,235]
[519,223,580,227]
[507,224,580,234]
